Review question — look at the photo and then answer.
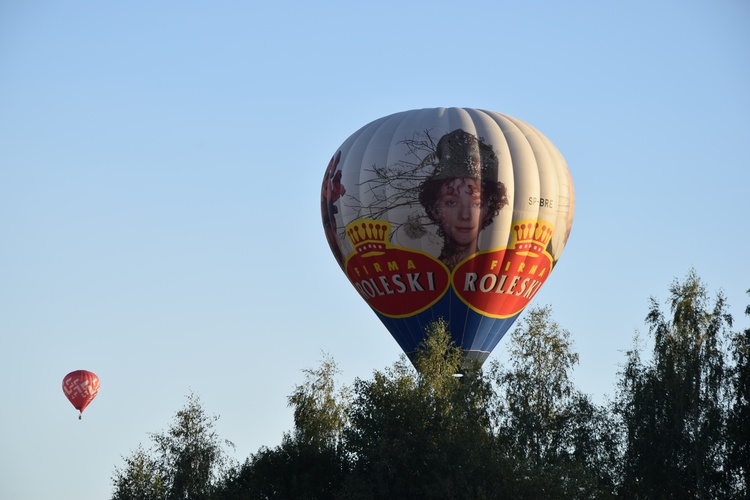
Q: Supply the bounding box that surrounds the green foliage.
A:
[217,437,346,500]
[216,355,351,500]
[343,324,507,499]
[501,305,578,428]
[287,353,350,448]
[615,269,735,499]
[111,392,234,500]
[113,270,750,499]
[413,318,464,392]
[726,289,750,496]
[494,305,619,499]
[111,445,165,500]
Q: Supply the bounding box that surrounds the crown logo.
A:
[512,220,553,256]
[346,219,391,257]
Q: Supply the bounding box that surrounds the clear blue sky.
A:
[1,1,748,498]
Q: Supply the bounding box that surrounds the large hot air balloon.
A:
[62,370,100,419]
[321,108,574,367]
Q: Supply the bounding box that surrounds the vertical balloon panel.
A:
[321,108,574,367]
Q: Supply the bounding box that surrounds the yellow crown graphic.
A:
[511,220,553,256]
[346,219,391,257]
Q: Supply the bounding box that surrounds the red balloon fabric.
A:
[62,370,100,415]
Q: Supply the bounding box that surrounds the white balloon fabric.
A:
[321,108,574,366]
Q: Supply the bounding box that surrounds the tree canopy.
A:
[112,270,749,500]
[112,392,234,500]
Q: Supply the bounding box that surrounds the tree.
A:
[615,269,733,499]
[115,272,748,499]
[111,445,165,500]
[216,355,350,500]
[287,352,350,449]
[726,289,750,497]
[499,305,579,434]
[219,437,347,500]
[342,319,510,499]
[494,305,619,498]
[111,392,235,500]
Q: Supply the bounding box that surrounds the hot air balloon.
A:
[62,370,100,419]
[321,108,574,367]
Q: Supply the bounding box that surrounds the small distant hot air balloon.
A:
[321,108,575,368]
[62,370,100,419]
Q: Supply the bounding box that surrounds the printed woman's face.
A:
[436,178,488,247]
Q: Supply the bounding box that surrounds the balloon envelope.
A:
[321,108,574,366]
[62,370,100,416]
